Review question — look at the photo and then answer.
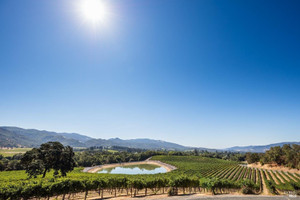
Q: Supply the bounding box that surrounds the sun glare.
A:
[78,0,110,25]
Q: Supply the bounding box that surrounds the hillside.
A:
[0,126,190,150]
[225,142,300,152]
[85,138,189,150]
[0,127,87,147]
[0,127,33,147]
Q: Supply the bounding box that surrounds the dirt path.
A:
[284,172,297,182]
[237,167,246,180]
[260,170,270,195]
[269,171,279,184]
[290,173,300,181]
[280,171,292,182]
[255,169,259,185]
[274,171,285,183]
[228,166,239,180]
[264,170,271,181]
[92,194,299,200]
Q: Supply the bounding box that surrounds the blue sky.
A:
[0,0,299,148]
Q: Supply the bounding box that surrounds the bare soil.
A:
[274,171,285,183]
[260,170,270,195]
[248,163,300,174]
[284,172,298,182]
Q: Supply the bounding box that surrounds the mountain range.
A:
[224,142,300,153]
[0,126,298,152]
[0,126,189,150]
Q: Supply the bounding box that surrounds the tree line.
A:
[245,144,300,169]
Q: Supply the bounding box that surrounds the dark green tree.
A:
[193,149,199,156]
[245,153,260,164]
[21,142,75,178]
[0,160,5,171]
[59,145,76,176]
[21,148,44,178]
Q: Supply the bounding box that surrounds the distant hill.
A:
[0,127,87,147]
[85,138,189,150]
[0,127,33,147]
[0,126,298,152]
[0,126,190,150]
[224,142,300,153]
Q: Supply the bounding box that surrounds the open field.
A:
[0,155,299,199]
[107,150,119,153]
[0,148,31,157]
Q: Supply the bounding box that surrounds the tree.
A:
[21,148,44,178]
[259,144,299,169]
[193,149,199,156]
[59,145,76,176]
[245,153,260,164]
[0,160,5,171]
[21,142,75,178]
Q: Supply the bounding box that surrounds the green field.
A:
[107,149,118,153]
[0,148,31,157]
[0,155,299,199]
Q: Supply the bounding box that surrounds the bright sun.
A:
[78,0,110,25]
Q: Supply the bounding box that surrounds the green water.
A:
[97,164,167,174]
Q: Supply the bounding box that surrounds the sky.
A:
[0,0,299,149]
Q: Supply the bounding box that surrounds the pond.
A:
[97,164,167,175]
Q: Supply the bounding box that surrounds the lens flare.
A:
[79,0,110,25]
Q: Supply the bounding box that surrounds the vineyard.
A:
[0,148,31,157]
[0,155,299,199]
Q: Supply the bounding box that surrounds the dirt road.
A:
[100,194,299,200]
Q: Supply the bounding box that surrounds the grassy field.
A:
[107,149,118,153]
[0,148,31,157]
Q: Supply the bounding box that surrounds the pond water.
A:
[97,164,167,175]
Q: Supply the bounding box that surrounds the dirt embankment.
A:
[247,162,300,174]
[83,160,177,173]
